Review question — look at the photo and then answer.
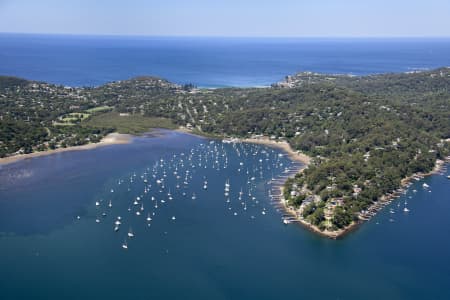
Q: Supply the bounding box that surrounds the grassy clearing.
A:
[84,111,177,134]
[54,113,90,126]
[62,113,90,122]
[53,122,76,126]
[85,106,113,113]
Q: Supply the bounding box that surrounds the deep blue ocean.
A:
[1,33,450,87]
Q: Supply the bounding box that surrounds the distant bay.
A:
[1,33,450,87]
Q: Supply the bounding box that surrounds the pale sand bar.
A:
[242,137,311,166]
[0,132,132,166]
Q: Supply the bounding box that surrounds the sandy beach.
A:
[0,132,132,166]
[175,126,194,134]
[242,137,311,166]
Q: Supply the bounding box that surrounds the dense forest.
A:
[1,68,449,231]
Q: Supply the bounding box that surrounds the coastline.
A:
[1,128,447,239]
[0,127,211,167]
[0,127,199,167]
[174,126,207,138]
[229,136,347,238]
[0,132,132,166]
[241,137,311,166]
[295,157,448,239]
[237,137,346,237]
[242,136,449,239]
[356,157,449,224]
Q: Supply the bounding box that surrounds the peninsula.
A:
[1,68,449,237]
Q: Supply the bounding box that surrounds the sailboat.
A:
[225,179,230,191]
[128,228,135,238]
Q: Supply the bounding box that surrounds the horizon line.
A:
[1,31,450,39]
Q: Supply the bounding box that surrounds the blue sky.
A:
[0,0,449,37]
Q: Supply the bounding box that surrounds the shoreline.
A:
[356,157,449,224]
[0,127,201,166]
[1,128,447,239]
[224,136,347,238]
[0,132,132,166]
[241,137,311,166]
[284,157,449,239]
[236,137,347,237]
[241,136,449,239]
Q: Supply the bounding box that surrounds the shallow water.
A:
[0,130,449,300]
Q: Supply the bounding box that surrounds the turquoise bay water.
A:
[0,131,449,300]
